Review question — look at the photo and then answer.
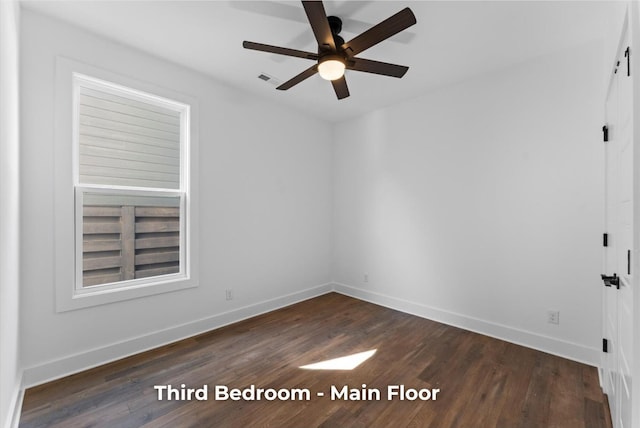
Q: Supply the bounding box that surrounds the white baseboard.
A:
[4,371,23,428]
[332,282,600,367]
[22,283,333,388]
[598,366,604,389]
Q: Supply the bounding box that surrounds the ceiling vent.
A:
[257,73,281,87]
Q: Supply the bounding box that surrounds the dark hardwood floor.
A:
[20,293,611,428]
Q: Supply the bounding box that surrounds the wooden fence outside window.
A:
[82,205,180,287]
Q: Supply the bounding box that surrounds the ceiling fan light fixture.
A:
[243,2,417,99]
[318,56,345,81]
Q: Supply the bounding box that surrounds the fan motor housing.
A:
[327,16,345,48]
[327,16,342,35]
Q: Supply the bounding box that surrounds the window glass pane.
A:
[78,85,181,189]
[82,192,181,287]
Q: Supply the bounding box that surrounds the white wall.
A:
[332,41,604,365]
[20,10,332,385]
[0,1,22,426]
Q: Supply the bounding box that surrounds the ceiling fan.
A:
[243,1,417,100]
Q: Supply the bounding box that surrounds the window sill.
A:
[57,275,198,312]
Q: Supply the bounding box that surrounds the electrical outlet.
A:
[547,310,559,325]
[225,289,234,301]
[364,273,369,283]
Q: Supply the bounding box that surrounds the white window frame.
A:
[73,74,190,294]
[55,57,199,312]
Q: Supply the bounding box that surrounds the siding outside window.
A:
[78,86,181,189]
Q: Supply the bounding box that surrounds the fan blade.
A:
[243,41,319,60]
[347,57,409,78]
[302,1,336,51]
[277,64,319,90]
[341,7,416,57]
[331,76,350,99]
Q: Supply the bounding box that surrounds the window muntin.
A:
[73,74,190,292]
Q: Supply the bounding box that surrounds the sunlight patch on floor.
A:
[299,349,377,370]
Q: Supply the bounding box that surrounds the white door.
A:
[603,21,634,428]
[616,36,634,428]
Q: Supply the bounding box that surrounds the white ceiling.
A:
[22,0,611,122]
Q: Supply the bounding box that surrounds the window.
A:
[55,59,198,311]
[73,74,190,293]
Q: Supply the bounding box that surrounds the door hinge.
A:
[603,338,609,353]
[625,46,630,76]
[602,125,609,142]
[601,273,620,289]
[603,233,608,247]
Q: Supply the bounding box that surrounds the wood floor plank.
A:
[548,357,585,428]
[18,293,611,428]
